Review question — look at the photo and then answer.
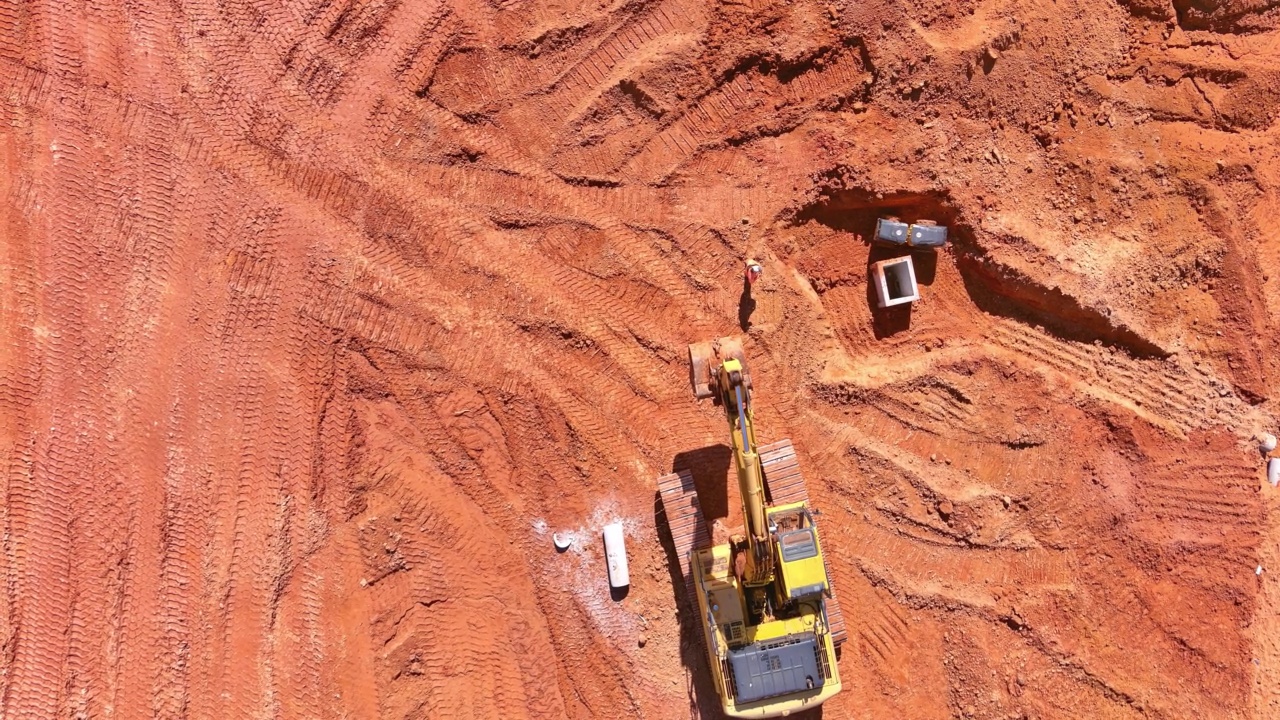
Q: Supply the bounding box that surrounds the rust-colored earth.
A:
[3,0,1280,717]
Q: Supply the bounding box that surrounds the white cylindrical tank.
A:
[1268,458,1280,487]
[603,522,630,588]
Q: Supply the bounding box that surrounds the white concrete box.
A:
[872,256,920,308]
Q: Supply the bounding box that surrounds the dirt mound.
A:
[2,0,1279,717]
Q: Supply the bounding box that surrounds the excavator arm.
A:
[691,339,774,587]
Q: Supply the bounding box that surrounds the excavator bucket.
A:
[688,336,750,400]
[688,341,716,399]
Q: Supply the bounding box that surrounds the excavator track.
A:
[759,440,849,649]
[657,468,711,615]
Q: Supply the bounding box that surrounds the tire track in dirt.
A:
[13,108,158,718]
[0,44,44,589]
[212,303,278,718]
[237,215,338,720]
[351,400,569,719]
[322,0,452,143]
[2,112,88,719]
[0,121,50,717]
[184,189,314,718]
[62,83,222,712]
[395,10,459,97]
[374,160,716,336]
[986,320,1261,437]
[273,562,328,718]
[836,503,1072,596]
[301,284,437,359]
[624,47,871,182]
[796,403,1075,588]
[155,385,204,719]
[262,314,331,720]
[493,0,711,158]
[96,101,209,718]
[843,374,985,440]
[851,585,912,669]
[1136,458,1260,542]
[55,50,721,525]
[543,1,697,118]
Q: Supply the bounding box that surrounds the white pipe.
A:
[603,522,630,588]
[1268,458,1280,488]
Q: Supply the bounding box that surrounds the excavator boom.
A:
[721,359,772,586]
[692,339,773,585]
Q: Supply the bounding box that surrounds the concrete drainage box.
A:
[872,256,919,308]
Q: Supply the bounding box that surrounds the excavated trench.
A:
[793,188,1169,358]
[953,241,1169,358]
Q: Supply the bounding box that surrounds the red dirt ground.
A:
[2,0,1280,717]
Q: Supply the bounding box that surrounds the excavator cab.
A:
[769,505,829,602]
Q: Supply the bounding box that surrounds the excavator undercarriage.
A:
[658,337,846,718]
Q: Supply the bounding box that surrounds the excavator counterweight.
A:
[658,336,844,719]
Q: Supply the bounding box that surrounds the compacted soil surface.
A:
[3,0,1280,717]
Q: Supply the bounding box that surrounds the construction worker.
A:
[739,259,760,331]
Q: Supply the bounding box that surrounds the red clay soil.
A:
[2,0,1280,718]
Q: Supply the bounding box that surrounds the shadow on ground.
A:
[672,445,733,521]
[738,277,757,331]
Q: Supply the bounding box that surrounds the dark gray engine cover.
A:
[729,635,824,704]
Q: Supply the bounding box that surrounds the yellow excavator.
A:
[659,337,844,718]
